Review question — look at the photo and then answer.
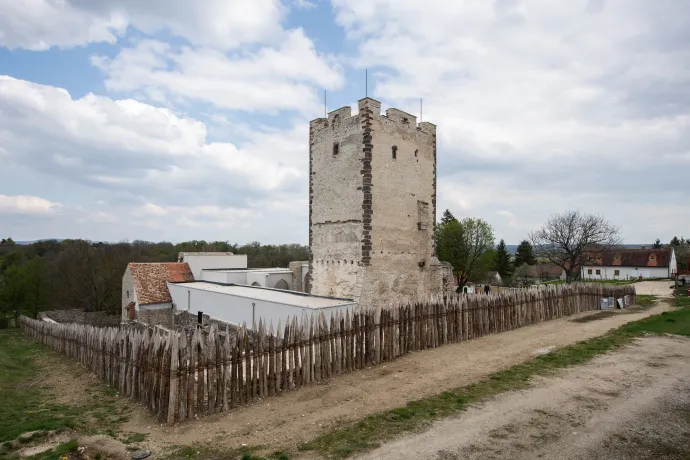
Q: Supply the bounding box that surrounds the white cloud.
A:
[91,30,343,113]
[0,0,127,50]
[0,76,307,207]
[0,195,61,215]
[0,0,284,50]
[332,0,690,242]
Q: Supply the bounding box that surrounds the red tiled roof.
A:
[129,263,194,305]
[586,248,671,268]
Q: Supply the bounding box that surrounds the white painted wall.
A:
[181,254,248,279]
[200,270,249,284]
[198,270,228,284]
[266,272,292,289]
[582,265,670,280]
[167,283,357,328]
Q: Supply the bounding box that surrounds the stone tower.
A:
[308,97,449,306]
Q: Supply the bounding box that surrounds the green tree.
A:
[514,240,536,267]
[492,239,513,279]
[670,236,681,246]
[652,238,663,249]
[436,210,495,286]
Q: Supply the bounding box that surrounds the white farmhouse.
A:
[582,247,676,280]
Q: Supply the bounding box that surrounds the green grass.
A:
[0,329,132,456]
[635,294,658,307]
[164,444,288,460]
[298,303,690,459]
[26,439,78,460]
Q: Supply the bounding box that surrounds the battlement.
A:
[310,97,435,136]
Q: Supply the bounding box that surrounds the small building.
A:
[582,247,677,280]
[177,252,248,279]
[122,262,194,323]
[167,281,357,328]
[199,268,293,290]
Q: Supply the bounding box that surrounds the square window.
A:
[596,269,601,275]
[614,270,620,276]
[587,269,592,275]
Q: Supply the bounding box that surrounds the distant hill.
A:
[505,244,650,254]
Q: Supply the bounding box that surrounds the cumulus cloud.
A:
[91,30,343,113]
[0,195,61,215]
[332,0,690,242]
[0,0,283,50]
[0,76,308,237]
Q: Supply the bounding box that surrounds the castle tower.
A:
[307,97,448,306]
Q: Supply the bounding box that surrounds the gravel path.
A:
[359,334,690,460]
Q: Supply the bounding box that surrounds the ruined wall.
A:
[40,309,122,327]
[136,306,174,328]
[309,106,365,299]
[309,98,444,307]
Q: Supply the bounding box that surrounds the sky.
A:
[0,0,688,245]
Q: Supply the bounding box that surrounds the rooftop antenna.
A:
[365,69,368,98]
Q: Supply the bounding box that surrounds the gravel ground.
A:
[359,334,690,460]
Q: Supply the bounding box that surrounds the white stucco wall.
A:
[200,270,249,284]
[167,283,356,328]
[582,265,670,280]
[181,254,248,279]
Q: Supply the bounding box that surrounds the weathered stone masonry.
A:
[308,97,451,305]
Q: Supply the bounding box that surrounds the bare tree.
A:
[529,210,621,282]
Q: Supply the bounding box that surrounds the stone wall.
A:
[288,260,309,292]
[135,307,174,328]
[309,106,366,299]
[39,309,122,327]
[121,267,135,322]
[309,98,444,307]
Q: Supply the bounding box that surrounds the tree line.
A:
[435,209,625,289]
[0,239,308,324]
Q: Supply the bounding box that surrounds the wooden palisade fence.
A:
[20,283,635,424]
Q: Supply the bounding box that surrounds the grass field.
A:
[0,329,137,459]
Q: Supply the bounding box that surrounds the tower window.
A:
[333,143,339,155]
[414,149,418,157]
[392,145,397,159]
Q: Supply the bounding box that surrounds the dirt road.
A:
[360,334,690,460]
[634,280,675,297]
[119,297,671,453]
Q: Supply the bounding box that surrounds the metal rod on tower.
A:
[324,90,327,118]
[365,69,368,98]
[420,98,423,123]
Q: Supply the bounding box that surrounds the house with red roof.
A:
[581,247,677,281]
[122,262,194,322]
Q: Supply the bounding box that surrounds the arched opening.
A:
[251,282,261,287]
[392,145,397,159]
[274,279,289,290]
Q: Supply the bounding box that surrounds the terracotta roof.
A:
[129,263,194,305]
[585,248,671,268]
